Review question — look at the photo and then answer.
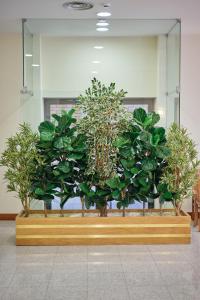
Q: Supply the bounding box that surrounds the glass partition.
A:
[166,20,181,128]
[21,19,181,210]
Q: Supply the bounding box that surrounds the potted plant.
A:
[112,108,169,214]
[160,123,200,215]
[0,80,192,245]
[77,78,130,216]
[31,109,87,216]
[0,123,41,216]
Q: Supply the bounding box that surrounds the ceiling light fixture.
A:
[62,1,93,10]
[91,71,98,74]
[96,27,109,32]
[92,61,101,64]
[32,64,40,67]
[97,11,111,17]
[25,54,33,57]
[96,20,109,26]
[94,46,104,49]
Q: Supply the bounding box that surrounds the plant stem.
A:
[44,201,47,218]
[81,196,85,217]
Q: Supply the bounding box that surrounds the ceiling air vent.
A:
[62,1,94,10]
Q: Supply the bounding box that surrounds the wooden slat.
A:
[16,226,190,235]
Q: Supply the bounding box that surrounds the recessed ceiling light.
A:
[96,20,109,26]
[63,1,93,10]
[96,22,109,27]
[97,11,111,17]
[92,61,101,64]
[25,54,33,57]
[94,46,104,49]
[92,71,98,74]
[96,27,109,32]
[32,64,40,67]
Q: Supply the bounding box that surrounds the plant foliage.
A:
[0,123,40,214]
[161,123,200,214]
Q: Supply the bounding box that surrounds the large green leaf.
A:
[156,146,170,159]
[106,177,120,189]
[121,159,135,170]
[68,153,84,160]
[143,112,160,128]
[53,136,72,149]
[133,108,147,125]
[34,187,45,196]
[57,161,70,173]
[141,158,157,171]
[39,121,55,142]
[79,182,90,195]
[114,136,130,148]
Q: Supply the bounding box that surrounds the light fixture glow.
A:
[91,71,98,74]
[92,61,100,64]
[96,27,109,32]
[97,11,111,17]
[94,46,104,49]
[25,53,33,57]
[96,21,109,26]
[32,64,40,67]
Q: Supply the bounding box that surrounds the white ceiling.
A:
[0,0,200,34]
[26,19,177,37]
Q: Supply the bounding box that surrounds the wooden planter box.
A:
[16,209,191,246]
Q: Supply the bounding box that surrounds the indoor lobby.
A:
[0,1,200,299]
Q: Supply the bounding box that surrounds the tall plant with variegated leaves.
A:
[161,123,200,215]
[77,78,130,181]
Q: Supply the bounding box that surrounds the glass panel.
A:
[166,20,181,128]
[22,19,33,94]
[21,19,180,210]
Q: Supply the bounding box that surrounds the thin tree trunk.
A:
[44,201,47,218]
[81,196,85,217]
[160,201,163,216]
[60,208,64,217]
[24,197,30,217]
[99,205,107,217]
[143,201,145,216]
[175,202,181,216]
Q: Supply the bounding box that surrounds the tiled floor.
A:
[0,221,200,300]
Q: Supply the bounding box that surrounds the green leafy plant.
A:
[0,123,41,215]
[77,78,130,216]
[161,123,200,215]
[114,108,170,212]
[31,109,87,215]
[77,78,129,181]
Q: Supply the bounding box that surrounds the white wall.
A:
[41,36,157,98]
[0,33,23,213]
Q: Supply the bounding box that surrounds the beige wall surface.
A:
[0,33,23,213]
[41,36,157,98]
[0,29,200,213]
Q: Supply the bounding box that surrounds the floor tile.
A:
[88,261,123,273]
[124,271,163,287]
[50,270,87,289]
[5,285,48,300]
[128,286,172,300]
[45,286,87,300]
[88,272,126,289]
[88,286,130,300]
[167,284,200,300]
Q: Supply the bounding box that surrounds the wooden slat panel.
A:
[16,236,191,246]
[16,216,191,225]
[16,226,190,235]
